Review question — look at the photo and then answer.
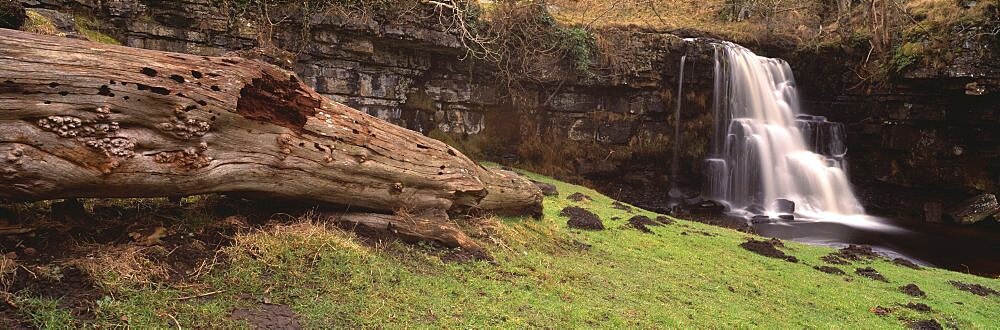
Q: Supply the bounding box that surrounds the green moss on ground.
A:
[12,168,1000,328]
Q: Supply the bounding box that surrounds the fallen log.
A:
[0,28,541,218]
[331,212,489,259]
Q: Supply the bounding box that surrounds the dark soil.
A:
[909,319,943,330]
[560,207,603,230]
[903,302,932,312]
[740,238,798,262]
[814,266,846,275]
[654,216,674,225]
[900,284,926,298]
[566,193,592,202]
[627,215,660,233]
[870,306,892,316]
[230,304,302,329]
[530,181,559,196]
[948,280,999,297]
[9,267,100,321]
[835,245,882,261]
[821,255,851,265]
[855,267,889,282]
[893,258,921,270]
[611,201,633,213]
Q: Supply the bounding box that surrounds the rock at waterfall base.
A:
[947,194,999,225]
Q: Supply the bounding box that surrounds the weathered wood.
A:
[0,28,542,217]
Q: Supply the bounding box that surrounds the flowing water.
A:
[704,42,866,220]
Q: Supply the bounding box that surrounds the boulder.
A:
[948,194,999,225]
[531,180,559,196]
[774,199,795,214]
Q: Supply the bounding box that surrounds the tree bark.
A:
[0,28,542,218]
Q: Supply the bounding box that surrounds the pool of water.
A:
[752,215,1000,277]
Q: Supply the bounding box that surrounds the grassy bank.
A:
[4,169,998,328]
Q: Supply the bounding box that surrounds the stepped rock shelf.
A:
[0,28,542,245]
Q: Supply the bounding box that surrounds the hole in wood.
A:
[140,67,158,77]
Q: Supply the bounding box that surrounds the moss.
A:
[74,16,121,45]
[555,26,597,79]
[22,10,59,36]
[891,41,925,72]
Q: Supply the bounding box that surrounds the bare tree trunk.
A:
[0,28,542,218]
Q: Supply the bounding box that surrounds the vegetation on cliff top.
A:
[4,167,996,328]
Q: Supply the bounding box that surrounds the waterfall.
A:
[704,42,865,218]
[670,55,686,197]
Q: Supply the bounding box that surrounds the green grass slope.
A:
[20,169,1000,328]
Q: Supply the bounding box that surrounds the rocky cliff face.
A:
[783,25,1000,222]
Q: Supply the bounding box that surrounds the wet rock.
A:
[689,200,725,215]
[774,199,795,213]
[627,215,661,233]
[855,267,888,282]
[740,238,798,262]
[900,284,926,298]
[560,207,603,230]
[777,214,794,220]
[530,180,559,196]
[0,0,25,29]
[566,192,591,202]
[814,266,846,275]
[746,204,766,215]
[909,319,942,330]
[947,194,999,225]
[949,280,999,296]
[750,215,771,224]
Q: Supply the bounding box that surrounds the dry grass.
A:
[68,244,171,292]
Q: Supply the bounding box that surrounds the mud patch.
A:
[230,304,302,329]
[855,267,888,282]
[908,319,942,330]
[626,215,660,234]
[740,238,797,262]
[900,284,926,298]
[892,258,921,270]
[820,255,850,265]
[654,216,674,225]
[814,266,846,275]
[948,280,999,297]
[566,193,591,202]
[560,207,603,230]
[9,266,101,320]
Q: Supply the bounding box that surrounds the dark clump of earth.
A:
[900,284,927,298]
[566,192,592,202]
[909,319,943,330]
[560,206,603,230]
[654,215,674,225]
[530,180,559,196]
[230,304,302,329]
[904,302,932,312]
[835,245,882,261]
[855,267,888,282]
[612,201,633,212]
[739,238,798,262]
[948,280,999,297]
[814,266,846,275]
[821,255,851,265]
[870,306,892,316]
[893,258,921,270]
[627,215,661,233]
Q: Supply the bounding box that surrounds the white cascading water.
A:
[704,42,866,219]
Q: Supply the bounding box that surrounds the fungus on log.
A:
[0,28,542,219]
